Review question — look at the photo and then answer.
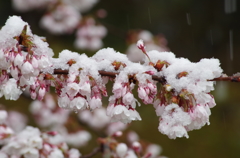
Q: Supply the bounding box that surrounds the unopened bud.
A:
[38,87,46,101]
[47,131,58,136]
[145,71,155,75]
[146,144,162,158]
[132,141,141,153]
[112,131,123,137]
[112,61,123,70]
[136,39,145,51]
[67,59,76,66]
[177,71,188,79]
[116,143,128,158]
[154,60,169,71]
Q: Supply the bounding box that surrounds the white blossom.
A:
[122,92,134,106]
[70,97,88,111]
[68,148,81,158]
[0,111,8,124]
[48,148,64,158]
[2,126,42,157]
[158,104,191,139]
[116,143,128,158]
[1,78,22,100]
[40,5,81,34]
[146,144,162,158]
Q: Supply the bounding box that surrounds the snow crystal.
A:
[32,35,54,57]
[92,47,131,71]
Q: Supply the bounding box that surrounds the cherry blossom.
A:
[74,17,107,51]
[40,4,81,34]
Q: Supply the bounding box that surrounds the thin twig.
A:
[209,76,240,82]
[80,147,101,158]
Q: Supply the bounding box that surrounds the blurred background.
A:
[0,0,240,157]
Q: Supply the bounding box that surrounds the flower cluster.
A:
[146,50,222,139]
[0,108,81,158]
[30,93,91,148]
[74,17,107,51]
[79,108,128,135]
[0,102,168,158]
[12,0,107,51]
[30,94,70,128]
[0,16,223,139]
[0,16,53,101]
[40,4,81,34]
[98,130,167,158]
[52,49,107,111]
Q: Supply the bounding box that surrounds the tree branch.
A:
[53,69,240,83]
[209,75,240,82]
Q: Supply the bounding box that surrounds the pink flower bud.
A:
[138,87,147,100]
[113,82,125,98]
[136,39,145,50]
[38,87,46,100]
[112,131,122,137]
[146,144,162,158]
[123,92,134,106]
[10,66,19,79]
[145,71,155,75]
[30,90,37,100]
[31,56,38,68]
[47,131,58,136]
[147,82,156,92]
[14,54,24,67]
[127,131,139,143]
[89,97,102,109]
[145,87,150,95]
[132,141,141,153]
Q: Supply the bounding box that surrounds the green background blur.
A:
[1,0,240,158]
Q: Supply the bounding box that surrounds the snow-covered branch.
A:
[0,15,227,141]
